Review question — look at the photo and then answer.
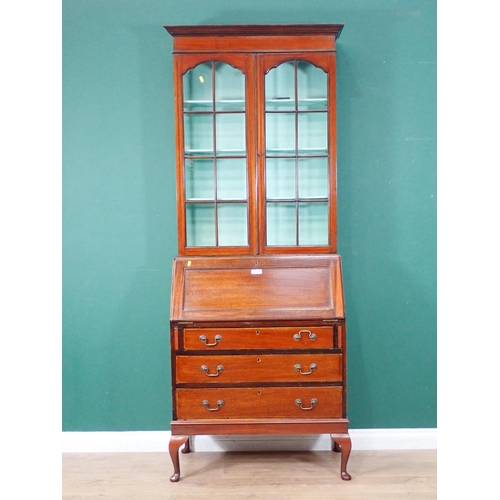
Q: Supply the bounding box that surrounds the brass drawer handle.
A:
[294,363,317,375]
[295,398,318,411]
[293,330,317,341]
[202,399,224,411]
[199,334,222,346]
[200,364,224,377]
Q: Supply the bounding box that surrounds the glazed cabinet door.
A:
[257,53,338,254]
[174,51,338,256]
[174,54,257,255]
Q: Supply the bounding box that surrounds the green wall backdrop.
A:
[62,0,436,431]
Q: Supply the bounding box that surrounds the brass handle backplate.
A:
[199,334,222,346]
[200,364,224,377]
[293,330,317,341]
[294,362,317,375]
[202,399,224,411]
[295,398,318,411]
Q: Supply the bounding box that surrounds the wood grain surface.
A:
[176,353,342,383]
[63,449,436,499]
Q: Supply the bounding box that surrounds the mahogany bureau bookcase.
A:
[163,24,351,482]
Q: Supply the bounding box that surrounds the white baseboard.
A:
[62,428,436,453]
[62,431,171,453]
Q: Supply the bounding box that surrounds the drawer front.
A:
[182,326,333,350]
[176,353,342,384]
[176,386,342,419]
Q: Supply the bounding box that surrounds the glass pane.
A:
[183,63,213,111]
[266,158,296,199]
[184,114,213,156]
[298,112,327,155]
[215,63,245,111]
[266,202,296,246]
[298,202,329,245]
[298,157,328,199]
[216,113,246,156]
[185,159,214,200]
[216,158,247,200]
[218,203,248,246]
[297,61,327,111]
[265,61,295,110]
[266,113,295,155]
[186,204,216,247]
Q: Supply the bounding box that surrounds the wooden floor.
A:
[62,449,436,499]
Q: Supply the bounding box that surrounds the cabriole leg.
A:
[331,433,352,480]
[169,435,189,482]
[181,436,191,454]
[331,436,341,452]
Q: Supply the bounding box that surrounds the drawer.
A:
[176,386,342,419]
[176,353,342,384]
[182,326,334,350]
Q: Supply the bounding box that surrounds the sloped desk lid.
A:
[170,255,345,322]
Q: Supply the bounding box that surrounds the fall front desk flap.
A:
[170,255,344,322]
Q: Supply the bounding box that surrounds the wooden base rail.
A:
[169,419,351,482]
